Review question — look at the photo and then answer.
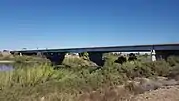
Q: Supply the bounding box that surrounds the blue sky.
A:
[0,0,179,50]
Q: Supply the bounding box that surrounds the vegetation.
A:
[0,53,179,101]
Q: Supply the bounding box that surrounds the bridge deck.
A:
[10,43,179,54]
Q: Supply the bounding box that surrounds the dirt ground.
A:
[132,86,179,101]
[78,77,179,101]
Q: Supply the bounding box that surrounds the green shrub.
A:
[80,52,89,60]
[167,64,179,78]
[142,60,171,76]
[119,60,171,79]
[103,55,118,67]
[120,62,154,79]
[62,57,96,71]
[13,55,50,66]
[167,55,179,66]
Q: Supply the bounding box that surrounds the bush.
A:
[142,61,171,76]
[121,62,154,79]
[62,57,96,70]
[80,52,89,60]
[167,64,179,79]
[13,55,50,66]
[119,60,172,79]
[167,56,179,66]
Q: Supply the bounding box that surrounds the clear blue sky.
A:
[0,0,179,50]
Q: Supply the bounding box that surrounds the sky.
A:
[0,0,179,50]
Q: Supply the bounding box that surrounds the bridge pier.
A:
[88,52,105,66]
[19,52,22,56]
[37,52,43,57]
[151,50,156,61]
[44,52,66,65]
[155,50,179,60]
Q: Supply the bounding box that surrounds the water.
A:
[0,64,14,71]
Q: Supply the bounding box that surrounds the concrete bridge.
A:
[10,43,179,66]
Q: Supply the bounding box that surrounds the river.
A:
[0,64,14,71]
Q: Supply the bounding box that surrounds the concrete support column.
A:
[151,50,156,61]
[37,52,43,57]
[88,52,104,66]
[155,50,179,60]
[20,52,22,56]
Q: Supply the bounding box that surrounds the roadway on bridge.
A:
[10,43,179,54]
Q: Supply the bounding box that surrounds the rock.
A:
[40,96,45,101]
[132,76,179,94]
[160,79,179,86]
[139,81,162,92]
[155,76,168,81]
[132,77,163,93]
[174,75,179,81]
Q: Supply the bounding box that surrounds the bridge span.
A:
[10,43,179,66]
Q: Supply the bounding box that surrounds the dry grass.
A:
[78,85,133,101]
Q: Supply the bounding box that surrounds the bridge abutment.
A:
[88,52,105,66]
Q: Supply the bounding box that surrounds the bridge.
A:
[10,43,179,66]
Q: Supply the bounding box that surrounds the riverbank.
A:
[0,60,14,63]
[0,55,178,101]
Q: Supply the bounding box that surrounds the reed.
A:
[0,63,55,89]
